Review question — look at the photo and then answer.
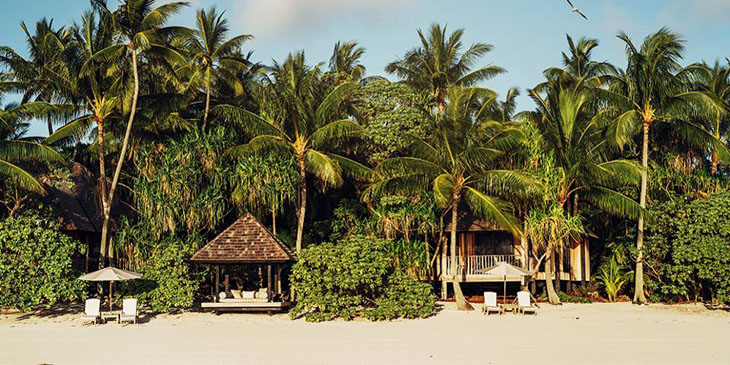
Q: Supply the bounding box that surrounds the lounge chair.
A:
[483,291,501,315]
[517,291,538,315]
[81,298,101,324]
[118,298,138,324]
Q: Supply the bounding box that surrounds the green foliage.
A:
[596,248,631,302]
[557,291,593,303]
[353,80,430,164]
[119,232,203,312]
[290,235,436,322]
[644,192,730,304]
[232,153,298,217]
[133,126,233,238]
[0,214,87,311]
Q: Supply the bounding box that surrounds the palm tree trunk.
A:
[295,158,307,252]
[100,47,140,266]
[203,68,211,128]
[271,202,277,235]
[711,153,718,175]
[451,192,473,311]
[634,122,649,304]
[545,247,561,304]
[97,119,109,268]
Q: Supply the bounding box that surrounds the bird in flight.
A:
[566,0,588,20]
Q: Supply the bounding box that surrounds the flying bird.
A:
[566,0,588,20]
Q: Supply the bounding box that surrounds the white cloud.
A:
[234,0,414,40]
[658,0,730,31]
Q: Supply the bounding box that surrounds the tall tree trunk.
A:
[545,247,561,304]
[271,202,277,236]
[100,48,140,267]
[203,68,211,129]
[295,158,307,252]
[711,153,718,175]
[97,119,109,268]
[451,192,473,311]
[634,122,649,304]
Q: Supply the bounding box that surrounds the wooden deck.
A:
[441,255,576,282]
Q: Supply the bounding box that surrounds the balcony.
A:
[442,255,523,282]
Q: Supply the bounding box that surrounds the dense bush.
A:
[118,227,204,312]
[644,192,730,304]
[0,215,87,311]
[290,235,436,322]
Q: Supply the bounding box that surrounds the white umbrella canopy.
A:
[78,267,142,281]
[79,267,142,312]
[479,262,532,303]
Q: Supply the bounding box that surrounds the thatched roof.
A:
[190,214,296,264]
[44,163,105,232]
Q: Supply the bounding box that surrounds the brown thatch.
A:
[190,214,296,264]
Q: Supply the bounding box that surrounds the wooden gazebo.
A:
[190,213,296,311]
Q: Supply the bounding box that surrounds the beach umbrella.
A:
[479,262,532,304]
[78,267,142,312]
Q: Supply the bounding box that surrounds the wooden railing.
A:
[443,255,521,277]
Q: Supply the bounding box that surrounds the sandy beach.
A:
[1,302,729,364]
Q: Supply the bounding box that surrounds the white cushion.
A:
[255,289,268,299]
[218,292,227,300]
[241,290,256,299]
[230,290,242,299]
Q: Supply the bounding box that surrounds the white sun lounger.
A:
[81,298,101,324]
[118,298,138,324]
[483,291,501,315]
[517,291,538,315]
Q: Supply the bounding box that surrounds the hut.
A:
[191,213,296,312]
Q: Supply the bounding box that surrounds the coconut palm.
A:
[366,87,535,310]
[0,18,74,134]
[536,35,614,94]
[606,28,727,304]
[88,0,189,266]
[216,52,372,252]
[0,102,64,213]
[183,6,252,127]
[682,60,730,174]
[327,41,366,83]
[385,23,505,112]
[522,86,642,303]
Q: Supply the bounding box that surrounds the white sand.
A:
[1,302,729,364]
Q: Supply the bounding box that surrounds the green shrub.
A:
[0,215,87,311]
[644,192,730,304]
[119,233,203,312]
[290,235,436,322]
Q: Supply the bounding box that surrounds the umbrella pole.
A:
[109,281,113,312]
[503,275,506,304]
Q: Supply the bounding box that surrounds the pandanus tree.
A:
[216,52,372,252]
[183,6,252,127]
[385,23,505,112]
[86,0,188,266]
[606,28,727,304]
[523,86,643,303]
[366,87,534,310]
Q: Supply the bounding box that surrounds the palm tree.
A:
[216,52,371,252]
[683,60,730,174]
[385,23,505,112]
[88,0,188,266]
[523,87,642,303]
[327,41,365,83]
[184,6,252,127]
[607,28,727,304]
[0,19,74,134]
[367,87,534,310]
[0,102,64,215]
[535,35,614,94]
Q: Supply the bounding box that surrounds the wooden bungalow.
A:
[191,213,296,312]
[439,208,590,298]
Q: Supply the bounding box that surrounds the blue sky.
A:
[5,0,730,137]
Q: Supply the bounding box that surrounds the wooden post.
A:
[277,265,283,294]
[267,264,273,302]
[215,265,220,303]
[440,237,447,300]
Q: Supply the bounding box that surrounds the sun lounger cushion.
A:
[219,292,227,300]
[231,290,242,299]
[241,290,256,299]
[255,289,268,299]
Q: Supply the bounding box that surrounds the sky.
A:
[4,0,730,137]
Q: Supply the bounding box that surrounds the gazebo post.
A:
[215,265,220,303]
[267,264,272,303]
